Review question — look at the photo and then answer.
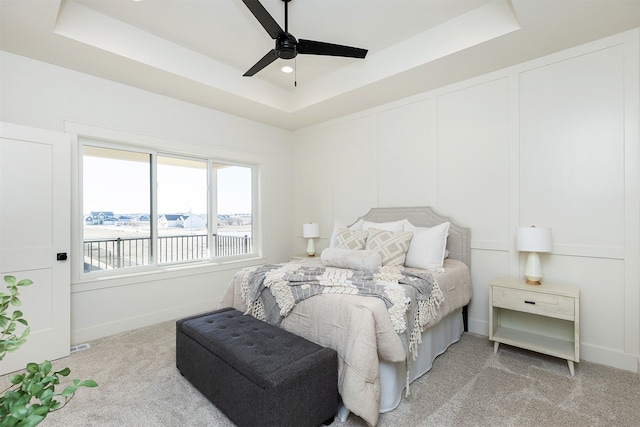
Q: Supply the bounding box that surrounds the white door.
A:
[0,122,71,375]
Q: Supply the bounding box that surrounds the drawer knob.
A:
[524,300,536,305]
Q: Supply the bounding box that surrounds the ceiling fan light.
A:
[281,66,294,73]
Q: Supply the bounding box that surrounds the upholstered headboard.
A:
[352,206,471,270]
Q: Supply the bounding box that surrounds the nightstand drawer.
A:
[492,286,575,320]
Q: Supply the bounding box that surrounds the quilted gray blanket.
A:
[241,263,444,360]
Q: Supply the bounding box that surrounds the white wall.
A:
[0,51,296,344]
[294,30,640,372]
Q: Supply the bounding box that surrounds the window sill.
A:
[71,256,267,293]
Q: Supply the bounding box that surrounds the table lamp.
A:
[302,223,320,256]
[516,225,552,285]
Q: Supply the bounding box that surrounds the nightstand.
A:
[289,254,316,261]
[489,277,580,376]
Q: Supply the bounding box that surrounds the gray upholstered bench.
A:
[176,307,338,427]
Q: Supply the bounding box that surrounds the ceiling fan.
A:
[241,0,368,77]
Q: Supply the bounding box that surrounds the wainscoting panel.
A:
[436,77,511,244]
[327,116,378,224]
[468,248,510,337]
[376,99,433,207]
[294,129,333,252]
[519,44,625,253]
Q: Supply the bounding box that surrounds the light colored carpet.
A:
[2,320,638,426]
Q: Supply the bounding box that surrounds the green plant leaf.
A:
[19,414,46,427]
[8,374,24,385]
[79,379,98,388]
[56,367,70,377]
[9,403,28,418]
[60,385,77,397]
[26,363,39,374]
[40,361,52,375]
[38,388,54,406]
[29,383,44,397]
[16,279,33,287]
[3,276,16,286]
[30,405,50,416]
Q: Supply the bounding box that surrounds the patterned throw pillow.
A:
[365,229,413,266]
[333,229,368,250]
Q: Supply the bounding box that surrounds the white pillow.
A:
[365,229,413,266]
[350,219,364,231]
[362,220,405,232]
[404,222,450,272]
[321,248,382,271]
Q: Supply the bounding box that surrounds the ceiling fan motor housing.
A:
[277,33,297,59]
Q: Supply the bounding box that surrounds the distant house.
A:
[181,214,207,229]
[159,214,185,228]
[86,211,117,225]
[117,215,133,226]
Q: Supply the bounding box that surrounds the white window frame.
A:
[66,121,264,287]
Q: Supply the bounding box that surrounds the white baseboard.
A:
[581,344,638,373]
[637,356,640,379]
[468,318,489,336]
[70,299,218,345]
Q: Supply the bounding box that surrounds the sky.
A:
[83,155,251,215]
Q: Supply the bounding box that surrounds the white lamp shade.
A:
[516,226,552,252]
[302,223,320,238]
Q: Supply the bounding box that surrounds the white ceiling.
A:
[1,0,639,130]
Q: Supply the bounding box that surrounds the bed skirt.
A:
[379,307,464,412]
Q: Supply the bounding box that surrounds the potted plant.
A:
[0,275,97,426]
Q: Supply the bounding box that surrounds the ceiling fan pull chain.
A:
[294,57,297,87]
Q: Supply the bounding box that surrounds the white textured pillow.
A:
[333,229,368,250]
[365,229,413,266]
[321,248,382,270]
[404,222,450,272]
[362,220,405,232]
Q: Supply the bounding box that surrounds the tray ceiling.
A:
[1,0,639,130]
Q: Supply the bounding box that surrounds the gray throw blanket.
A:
[241,263,444,360]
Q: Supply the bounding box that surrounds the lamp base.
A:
[306,238,316,257]
[524,252,543,286]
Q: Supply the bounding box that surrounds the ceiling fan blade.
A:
[298,39,368,59]
[242,0,284,40]
[243,49,279,76]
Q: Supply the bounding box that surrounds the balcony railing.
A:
[83,233,252,272]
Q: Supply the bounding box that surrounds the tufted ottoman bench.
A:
[176,307,338,427]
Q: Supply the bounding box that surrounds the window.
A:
[81,143,255,274]
[82,146,152,271]
[213,163,253,257]
[157,156,208,264]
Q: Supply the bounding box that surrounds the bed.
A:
[219,206,471,426]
